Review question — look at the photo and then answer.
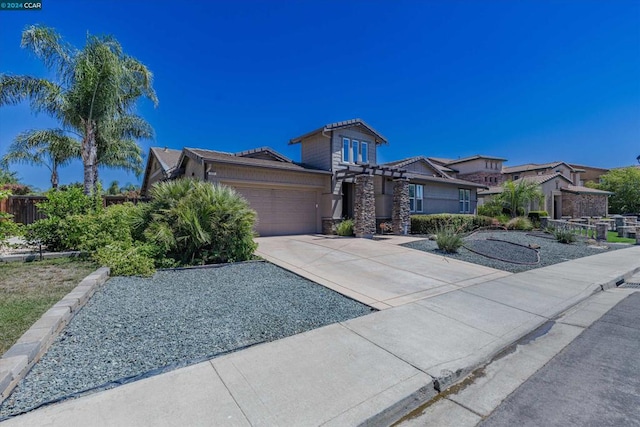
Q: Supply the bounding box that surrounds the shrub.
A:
[435,227,464,253]
[411,214,493,235]
[94,242,156,277]
[336,219,354,236]
[553,228,576,244]
[0,190,21,247]
[137,179,257,264]
[505,217,534,231]
[477,199,503,218]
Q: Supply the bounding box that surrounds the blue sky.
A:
[0,0,639,190]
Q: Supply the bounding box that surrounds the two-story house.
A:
[141,119,486,236]
[428,155,507,185]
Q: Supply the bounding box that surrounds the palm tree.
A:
[0,25,157,194]
[2,129,80,188]
[497,179,544,218]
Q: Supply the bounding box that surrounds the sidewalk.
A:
[2,244,639,426]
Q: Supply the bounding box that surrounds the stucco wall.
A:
[184,158,205,180]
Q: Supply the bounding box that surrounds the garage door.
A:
[232,186,319,236]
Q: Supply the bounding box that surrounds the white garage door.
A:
[232,186,319,236]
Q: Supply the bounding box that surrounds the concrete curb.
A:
[0,252,83,263]
[0,267,110,404]
[382,264,640,426]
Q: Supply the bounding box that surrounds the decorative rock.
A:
[540,216,550,229]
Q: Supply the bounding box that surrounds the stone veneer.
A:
[354,174,376,238]
[392,179,410,235]
[561,193,608,218]
[322,218,342,235]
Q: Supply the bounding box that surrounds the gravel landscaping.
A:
[403,230,631,273]
[0,261,374,419]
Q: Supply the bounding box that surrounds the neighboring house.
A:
[428,155,507,185]
[502,161,584,185]
[140,147,182,194]
[479,167,613,219]
[568,163,609,185]
[141,119,487,236]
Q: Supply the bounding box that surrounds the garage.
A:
[231,186,320,236]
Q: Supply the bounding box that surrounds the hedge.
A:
[410,214,493,234]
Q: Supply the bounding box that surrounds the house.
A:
[428,155,507,185]
[568,163,609,185]
[479,162,613,218]
[141,119,487,236]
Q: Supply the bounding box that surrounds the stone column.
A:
[596,222,608,241]
[612,215,624,232]
[354,174,375,238]
[636,227,640,245]
[540,216,550,229]
[392,178,410,235]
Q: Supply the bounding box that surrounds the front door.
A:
[342,182,354,218]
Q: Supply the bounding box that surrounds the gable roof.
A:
[289,118,388,145]
[503,161,578,174]
[478,173,572,196]
[561,185,613,195]
[444,154,507,166]
[235,146,293,163]
[382,156,450,178]
[140,147,182,194]
[516,172,573,186]
[181,147,330,174]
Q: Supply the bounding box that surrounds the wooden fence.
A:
[1,195,149,225]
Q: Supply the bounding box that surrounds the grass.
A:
[0,257,98,355]
[607,231,636,244]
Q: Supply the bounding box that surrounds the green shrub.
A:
[505,217,533,231]
[0,190,21,246]
[336,219,354,236]
[477,199,503,218]
[137,179,257,264]
[411,214,492,235]
[435,227,464,253]
[553,228,576,244]
[36,187,100,218]
[94,242,156,277]
[496,214,511,225]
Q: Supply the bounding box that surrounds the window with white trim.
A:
[342,138,350,163]
[341,137,370,164]
[409,184,424,213]
[459,189,471,213]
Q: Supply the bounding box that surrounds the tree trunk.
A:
[82,120,98,195]
[51,166,59,189]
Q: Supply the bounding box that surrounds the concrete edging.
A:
[0,251,83,263]
[0,266,110,404]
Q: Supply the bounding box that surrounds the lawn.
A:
[607,231,636,244]
[0,257,98,355]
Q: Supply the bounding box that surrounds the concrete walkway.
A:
[2,240,639,427]
[255,235,511,309]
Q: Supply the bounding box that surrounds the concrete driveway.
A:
[255,235,511,309]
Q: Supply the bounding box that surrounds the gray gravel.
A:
[0,261,373,418]
[403,231,631,273]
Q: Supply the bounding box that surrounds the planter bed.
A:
[402,230,630,273]
[0,261,373,419]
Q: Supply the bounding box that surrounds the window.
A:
[409,184,424,213]
[459,189,471,213]
[352,140,359,164]
[342,138,350,163]
[341,137,369,164]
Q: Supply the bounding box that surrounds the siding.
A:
[300,133,331,171]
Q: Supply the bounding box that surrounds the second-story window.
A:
[342,138,369,164]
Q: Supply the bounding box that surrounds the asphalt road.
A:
[481,292,640,427]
